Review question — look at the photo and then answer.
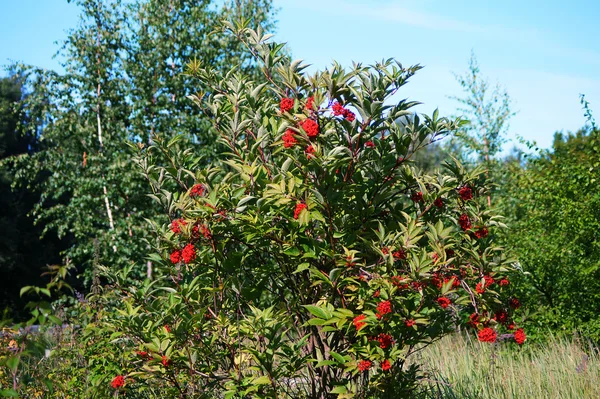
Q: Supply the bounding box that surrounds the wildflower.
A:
[498,278,510,287]
[478,327,497,343]
[161,355,171,367]
[353,315,367,331]
[294,203,307,220]
[301,119,320,138]
[373,289,380,298]
[405,319,416,327]
[434,197,444,208]
[111,375,125,389]
[357,359,372,372]
[280,97,294,113]
[443,276,460,289]
[305,144,316,158]
[509,298,521,309]
[365,141,375,148]
[484,275,494,287]
[432,273,442,289]
[494,310,508,324]
[283,129,297,148]
[437,296,451,309]
[469,313,480,326]
[181,243,196,264]
[391,275,409,290]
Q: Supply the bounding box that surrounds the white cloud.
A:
[276,0,483,32]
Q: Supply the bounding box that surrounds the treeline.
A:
[414,58,600,341]
[1,0,275,307]
[1,0,599,342]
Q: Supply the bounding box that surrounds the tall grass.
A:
[414,333,599,399]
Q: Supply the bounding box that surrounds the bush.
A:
[1,23,523,398]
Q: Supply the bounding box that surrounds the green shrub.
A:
[1,23,523,398]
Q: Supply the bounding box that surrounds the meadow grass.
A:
[414,333,600,399]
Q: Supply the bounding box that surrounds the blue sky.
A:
[1,0,599,152]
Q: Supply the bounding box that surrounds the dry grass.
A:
[414,333,600,399]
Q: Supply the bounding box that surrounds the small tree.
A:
[449,52,515,206]
[91,24,522,398]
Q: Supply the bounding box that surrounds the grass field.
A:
[414,333,600,399]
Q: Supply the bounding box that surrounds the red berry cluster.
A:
[300,119,320,138]
[458,185,473,201]
[111,375,125,389]
[411,191,423,203]
[331,101,355,121]
[353,314,367,331]
[283,129,297,148]
[190,184,205,198]
[280,97,294,113]
[376,300,392,319]
[478,327,497,343]
[294,203,307,220]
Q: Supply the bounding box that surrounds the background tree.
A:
[499,124,600,340]
[0,75,66,320]
[11,0,276,285]
[449,52,515,206]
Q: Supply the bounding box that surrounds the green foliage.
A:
[499,126,600,340]
[10,0,276,283]
[0,75,66,320]
[64,23,522,398]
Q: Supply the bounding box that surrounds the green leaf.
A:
[6,356,19,374]
[284,247,301,257]
[315,360,337,368]
[294,262,310,273]
[307,318,328,326]
[303,305,331,320]
[330,351,346,364]
[331,386,348,394]
[0,389,19,397]
[252,375,272,385]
